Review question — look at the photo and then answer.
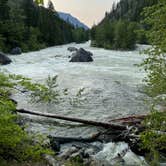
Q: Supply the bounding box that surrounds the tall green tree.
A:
[140,1,166,164]
[141,0,166,96]
[0,0,10,21]
[48,0,55,11]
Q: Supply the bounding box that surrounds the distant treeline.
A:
[0,0,89,53]
[90,0,158,50]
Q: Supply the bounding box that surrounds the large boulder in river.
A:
[0,52,12,65]
[10,47,22,55]
[69,48,93,62]
[67,47,78,52]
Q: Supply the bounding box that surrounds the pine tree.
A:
[0,0,10,21]
[48,0,55,11]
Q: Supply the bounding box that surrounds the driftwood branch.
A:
[16,109,127,130]
[109,114,147,126]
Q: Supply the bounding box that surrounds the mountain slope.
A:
[91,0,158,50]
[102,0,158,23]
[0,0,89,53]
[58,12,89,30]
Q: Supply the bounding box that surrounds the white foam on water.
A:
[94,142,148,166]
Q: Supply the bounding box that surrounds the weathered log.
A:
[16,109,127,130]
[110,110,165,124]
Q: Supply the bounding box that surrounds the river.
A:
[2,41,149,165]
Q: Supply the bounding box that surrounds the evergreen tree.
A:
[91,0,158,50]
[0,0,10,21]
[48,0,55,12]
[0,0,88,53]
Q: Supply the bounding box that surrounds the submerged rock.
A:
[0,52,12,65]
[94,142,148,166]
[44,154,62,166]
[67,47,78,52]
[48,136,61,152]
[69,48,93,62]
[10,47,22,55]
[59,146,79,160]
[55,55,63,57]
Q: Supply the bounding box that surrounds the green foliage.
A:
[140,110,166,165]
[29,75,87,107]
[141,0,166,97]
[114,20,137,50]
[91,20,137,50]
[0,0,10,21]
[0,72,53,163]
[30,75,60,104]
[69,88,87,107]
[90,0,158,50]
[34,0,44,5]
[141,110,166,150]
[0,71,87,163]
[72,28,89,44]
[140,1,166,164]
[0,0,88,53]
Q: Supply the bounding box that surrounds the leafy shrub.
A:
[0,72,53,164]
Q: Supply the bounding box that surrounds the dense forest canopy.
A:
[0,0,88,53]
[90,0,158,50]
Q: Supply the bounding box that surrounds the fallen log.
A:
[109,110,166,124]
[17,109,148,156]
[16,109,127,130]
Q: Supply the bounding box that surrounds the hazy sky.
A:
[44,0,119,27]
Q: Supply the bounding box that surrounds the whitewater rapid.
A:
[2,41,149,165]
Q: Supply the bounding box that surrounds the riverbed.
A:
[2,41,149,165]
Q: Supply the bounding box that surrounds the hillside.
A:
[102,0,158,22]
[0,0,88,53]
[58,12,89,30]
[91,0,158,50]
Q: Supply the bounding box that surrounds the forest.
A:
[90,0,158,50]
[0,0,88,53]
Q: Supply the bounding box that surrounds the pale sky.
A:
[44,0,119,27]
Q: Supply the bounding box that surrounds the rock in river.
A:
[0,52,12,65]
[69,48,93,62]
[10,47,22,55]
[67,47,78,52]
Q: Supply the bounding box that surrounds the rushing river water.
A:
[2,41,149,165]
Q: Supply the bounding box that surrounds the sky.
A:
[44,0,119,27]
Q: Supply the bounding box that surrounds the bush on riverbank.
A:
[140,110,166,165]
[0,72,53,165]
[91,20,137,50]
[140,0,166,164]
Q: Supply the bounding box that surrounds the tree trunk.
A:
[17,109,127,130]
